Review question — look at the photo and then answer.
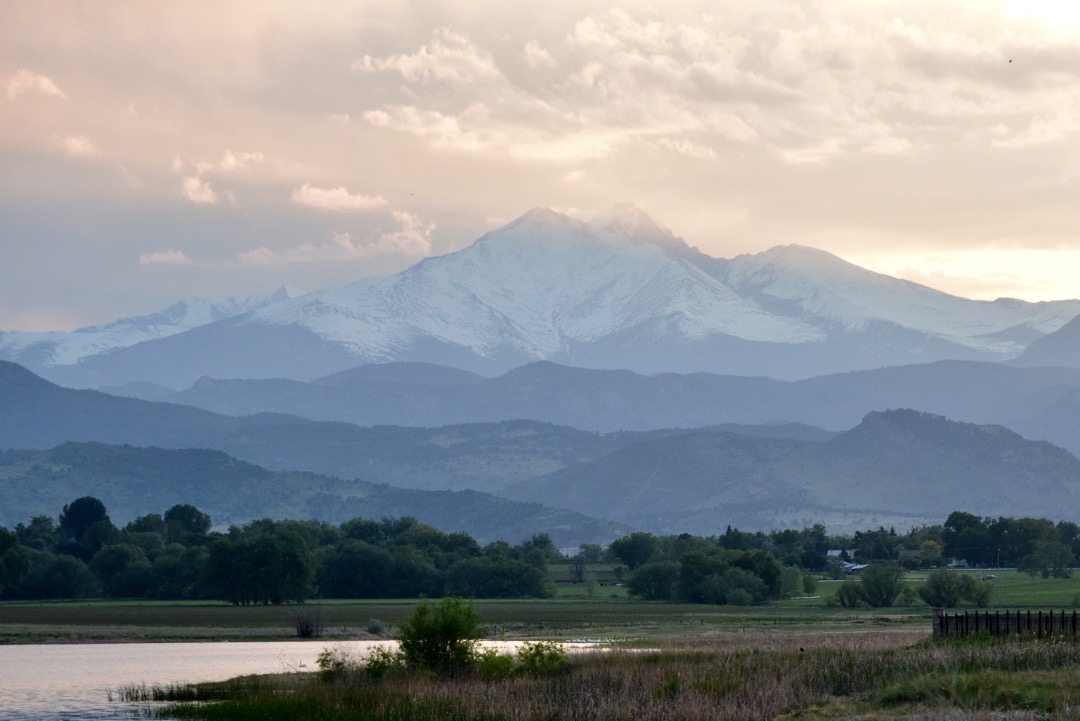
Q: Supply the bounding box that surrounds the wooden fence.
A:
[934,609,1080,638]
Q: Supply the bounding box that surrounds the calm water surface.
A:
[0,640,387,720]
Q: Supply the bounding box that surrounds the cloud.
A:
[658,138,716,160]
[219,150,264,171]
[174,150,263,205]
[290,183,388,212]
[139,249,192,266]
[352,7,1080,169]
[524,41,555,68]
[990,115,1077,148]
[182,176,217,204]
[6,69,66,99]
[364,106,488,152]
[354,28,501,85]
[238,211,433,266]
[58,135,98,156]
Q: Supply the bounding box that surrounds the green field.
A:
[3,568,1077,645]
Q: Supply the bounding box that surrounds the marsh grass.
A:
[147,631,1080,720]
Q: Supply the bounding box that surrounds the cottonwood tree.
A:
[0,527,30,594]
[918,570,991,608]
[859,563,905,608]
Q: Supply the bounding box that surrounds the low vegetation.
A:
[143,628,1080,721]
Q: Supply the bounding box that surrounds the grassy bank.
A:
[141,632,1080,720]
[1,568,1073,644]
[0,597,929,644]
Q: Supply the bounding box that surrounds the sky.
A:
[4,0,1080,332]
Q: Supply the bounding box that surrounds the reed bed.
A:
[152,632,1080,720]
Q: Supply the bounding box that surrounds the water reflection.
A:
[1,640,346,720]
[0,640,603,720]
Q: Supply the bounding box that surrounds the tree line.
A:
[0,497,556,603]
[1,498,1078,603]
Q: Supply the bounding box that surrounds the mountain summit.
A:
[7,206,1080,388]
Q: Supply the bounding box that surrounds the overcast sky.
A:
[4,1,1080,331]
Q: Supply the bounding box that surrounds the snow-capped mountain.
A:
[716,245,1075,356]
[0,285,304,369]
[13,205,1080,388]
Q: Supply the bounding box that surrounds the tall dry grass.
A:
[156,631,1080,720]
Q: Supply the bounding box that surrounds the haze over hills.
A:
[6,204,1080,389]
[137,358,1080,458]
[503,410,1080,535]
[0,442,628,545]
[6,361,1080,535]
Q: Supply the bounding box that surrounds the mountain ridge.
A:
[6,205,1080,388]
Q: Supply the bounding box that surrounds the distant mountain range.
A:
[0,441,628,546]
[112,358,1080,458]
[5,204,1080,389]
[502,409,1080,534]
[0,285,303,373]
[5,361,1080,536]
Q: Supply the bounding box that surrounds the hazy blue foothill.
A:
[6,360,1080,538]
[122,359,1080,457]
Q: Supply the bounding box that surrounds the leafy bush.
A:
[364,645,405,679]
[895,586,922,607]
[367,618,385,635]
[516,641,568,676]
[860,563,904,608]
[726,588,753,606]
[316,646,358,679]
[836,580,865,608]
[474,648,516,679]
[397,597,483,675]
[918,570,991,608]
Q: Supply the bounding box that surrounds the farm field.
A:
[0,597,928,644]
[1,568,1075,645]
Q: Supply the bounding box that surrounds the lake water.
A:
[0,640,590,720]
[0,640,380,720]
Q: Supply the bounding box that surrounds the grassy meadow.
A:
[1,568,1075,644]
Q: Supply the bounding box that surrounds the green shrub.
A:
[836,580,865,608]
[474,647,516,679]
[316,646,358,679]
[516,640,568,676]
[397,597,483,675]
[895,586,922,607]
[726,588,753,606]
[363,645,405,679]
[367,618,385,635]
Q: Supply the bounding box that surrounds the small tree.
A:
[919,570,991,608]
[0,527,30,594]
[836,580,865,608]
[859,563,905,608]
[569,553,589,584]
[292,604,327,638]
[397,598,483,675]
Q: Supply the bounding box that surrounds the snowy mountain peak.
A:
[590,203,686,251]
[269,284,306,302]
[9,205,1080,388]
[0,286,308,369]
